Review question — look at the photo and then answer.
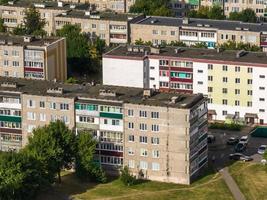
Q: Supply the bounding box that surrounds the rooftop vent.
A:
[23,36,34,43]
[47,87,64,94]
[236,50,246,58]
[99,89,116,97]
[174,47,184,54]
[85,11,91,16]
[7,1,14,5]
[57,1,64,7]
[150,46,161,54]
[204,24,211,27]
[1,82,17,88]
[197,24,203,27]
[90,14,100,19]
[171,96,181,104]
[243,28,249,31]
[34,3,46,8]
[143,89,155,98]
[150,19,158,24]
[0,40,6,45]
[235,27,242,30]
[7,40,13,45]
[182,17,189,24]
[70,4,76,9]
[127,45,133,52]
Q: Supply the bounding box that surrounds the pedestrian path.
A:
[219,167,246,200]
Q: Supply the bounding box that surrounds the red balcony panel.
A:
[96,150,123,157]
[170,67,193,72]
[24,67,43,72]
[260,41,267,46]
[0,128,22,134]
[170,77,193,83]
[159,66,169,70]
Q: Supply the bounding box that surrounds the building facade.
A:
[0,77,207,185]
[0,34,67,81]
[131,16,267,51]
[103,45,267,124]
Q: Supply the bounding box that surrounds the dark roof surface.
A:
[134,16,267,32]
[0,77,204,109]
[104,45,267,65]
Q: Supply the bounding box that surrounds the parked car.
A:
[229,153,253,162]
[235,142,247,152]
[207,134,216,143]
[239,136,249,144]
[227,137,239,145]
[257,145,267,155]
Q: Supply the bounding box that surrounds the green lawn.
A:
[37,169,233,200]
[229,162,267,200]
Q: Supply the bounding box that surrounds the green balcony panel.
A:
[100,112,123,119]
[0,115,21,123]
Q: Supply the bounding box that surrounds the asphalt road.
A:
[208,129,267,169]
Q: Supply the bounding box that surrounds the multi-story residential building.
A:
[131,16,267,51]
[0,77,207,184]
[0,34,67,81]
[200,0,266,20]
[103,45,267,124]
[55,10,143,45]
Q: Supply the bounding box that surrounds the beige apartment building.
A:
[0,34,67,81]
[200,0,266,19]
[131,16,267,50]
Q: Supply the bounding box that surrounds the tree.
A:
[130,0,173,17]
[0,18,6,33]
[25,120,76,183]
[208,5,224,20]
[229,9,257,23]
[13,6,46,36]
[187,5,224,20]
[75,131,106,183]
[191,42,208,48]
[219,40,261,51]
[0,152,47,200]
[229,12,240,21]
[120,166,137,186]
[168,41,187,47]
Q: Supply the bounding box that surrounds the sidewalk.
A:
[219,167,246,200]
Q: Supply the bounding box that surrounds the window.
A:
[259,98,265,101]
[247,67,253,73]
[40,101,45,108]
[140,161,148,170]
[128,122,134,129]
[247,79,253,84]
[208,76,213,81]
[12,61,19,67]
[104,119,108,124]
[151,112,159,118]
[27,100,35,108]
[235,89,240,95]
[12,50,19,57]
[50,102,56,109]
[198,70,203,73]
[128,135,134,142]
[198,81,203,85]
[208,87,213,92]
[152,150,160,158]
[222,99,228,105]
[235,100,240,106]
[247,90,253,96]
[139,136,148,143]
[140,148,148,157]
[140,123,147,131]
[151,137,160,144]
[223,65,228,71]
[259,87,265,90]
[60,103,69,110]
[3,71,8,77]
[170,31,175,36]
[3,60,8,66]
[159,60,169,66]
[235,78,240,83]
[222,88,228,94]
[27,112,36,120]
[128,160,135,168]
[128,147,134,155]
[92,24,96,28]
[223,77,228,82]
[27,125,36,133]
[152,162,160,171]
[235,66,240,72]
[247,101,252,107]
[152,30,159,35]
[139,110,147,117]
[39,113,46,121]
[112,119,120,126]
[208,98,213,103]
[208,64,213,70]
[259,109,265,113]
[79,116,95,123]
[259,75,265,79]
[3,50,8,56]
[222,110,227,115]
[151,124,159,132]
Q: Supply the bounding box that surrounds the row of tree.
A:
[134,39,261,52]
[0,121,106,199]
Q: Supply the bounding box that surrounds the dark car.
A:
[227,137,239,145]
[235,142,247,152]
[207,134,216,143]
[229,153,253,162]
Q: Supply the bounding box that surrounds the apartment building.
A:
[200,0,266,19]
[0,77,207,184]
[0,34,67,81]
[55,10,143,45]
[103,45,267,124]
[131,16,267,51]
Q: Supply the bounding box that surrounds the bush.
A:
[209,123,243,131]
[120,166,137,186]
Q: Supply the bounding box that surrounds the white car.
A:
[258,145,267,155]
[239,136,249,144]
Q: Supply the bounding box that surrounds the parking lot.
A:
[208,128,267,169]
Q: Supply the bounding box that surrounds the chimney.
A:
[183,17,189,24]
[236,50,246,58]
[216,47,222,53]
[143,89,152,98]
[57,1,64,7]
[174,47,184,54]
[23,36,34,43]
[85,11,91,16]
[150,46,161,54]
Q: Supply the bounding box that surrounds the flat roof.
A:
[133,16,267,32]
[104,45,267,66]
[0,77,204,109]
[0,34,62,47]
[56,10,139,22]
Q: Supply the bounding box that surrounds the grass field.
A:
[37,168,234,200]
[229,162,267,200]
